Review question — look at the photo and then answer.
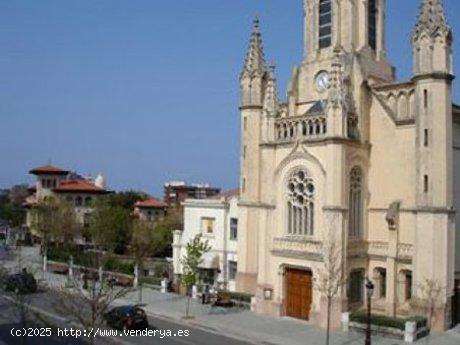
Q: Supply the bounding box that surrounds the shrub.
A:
[350,311,427,331]
[103,256,134,275]
[218,291,253,304]
[139,276,162,286]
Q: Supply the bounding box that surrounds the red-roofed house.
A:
[134,198,168,223]
[26,164,112,231]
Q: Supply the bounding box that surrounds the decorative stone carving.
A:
[385,201,401,231]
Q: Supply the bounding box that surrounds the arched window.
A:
[75,196,83,207]
[349,167,363,238]
[85,196,93,207]
[368,0,377,50]
[287,169,315,236]
[319,0,332,49]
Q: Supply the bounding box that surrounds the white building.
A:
[173,189,239,291]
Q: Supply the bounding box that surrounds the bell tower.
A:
[303,0,387,61]
[412,0,455,330]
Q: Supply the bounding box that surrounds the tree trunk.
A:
[326,296,331,345]
[185,289,191,318]
[42,250,47,280]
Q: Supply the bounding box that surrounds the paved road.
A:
[0,290,253,345]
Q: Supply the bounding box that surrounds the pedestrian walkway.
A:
[5,247,460,345]
[119,287,460,345]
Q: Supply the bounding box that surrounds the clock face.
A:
[315,71,330,92]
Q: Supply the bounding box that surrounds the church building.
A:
[236,0,460,331]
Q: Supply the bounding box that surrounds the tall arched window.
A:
[75,196,83,207]
[349,167,363,238]
[287,170,315,236]
[368,0,377,50]
[319,0,332,49]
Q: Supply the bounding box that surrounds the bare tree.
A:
[130,219,156,303]
[411,278,446,336]
[51,255,132,345]
[314,214,346,345]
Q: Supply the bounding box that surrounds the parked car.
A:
[4,269,38,294]
[103,305,148,331]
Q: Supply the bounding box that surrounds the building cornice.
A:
[260,137,370,149]
[412,72,455,83]
[239,105,263,111]
[368,206,456,215]
[238,201,276,209]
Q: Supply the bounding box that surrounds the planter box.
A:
[349,321,428,343]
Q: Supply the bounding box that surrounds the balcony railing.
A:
[275,114,327,143]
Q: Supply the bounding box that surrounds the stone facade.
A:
[237,0,459,331]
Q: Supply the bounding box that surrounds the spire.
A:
[263,65,280,116]
[413,0,451,43]
[241,17,266,79]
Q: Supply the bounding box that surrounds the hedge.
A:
[350,311,427,331]
[103,256,134,275]
[47,246,134,275]
[218,291,253,304]
[140,276,163,286]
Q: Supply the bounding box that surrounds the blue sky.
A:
[1,0,459,196]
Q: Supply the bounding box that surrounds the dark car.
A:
[4,270,38,294]
[103,305,148,331]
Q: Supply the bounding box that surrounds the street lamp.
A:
[365,279,375,345]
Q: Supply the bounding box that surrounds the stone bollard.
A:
[161,279,168,293]
[133,263,139,288]
[192,285,198,299]
[341,312,350,332]
[250,296,257,312]
[404,321,417,343]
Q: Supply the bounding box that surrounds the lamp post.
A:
[365,279,375,345]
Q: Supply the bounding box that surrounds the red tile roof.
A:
[29,165,70,175]
[53,180,109,194]
[135,198,168,208]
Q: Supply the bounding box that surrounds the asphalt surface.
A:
[0,290,253,345]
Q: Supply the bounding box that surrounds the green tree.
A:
[0,184,29,227]
[150,208,182,257]
[108,191,148,210]
[31,198,80,276]
[180,234,211,318]
[32,198,79,247]
[89,199,132,254]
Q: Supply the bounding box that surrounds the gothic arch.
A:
[275,145,326,178]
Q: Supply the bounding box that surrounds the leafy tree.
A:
[0,184,29,227]
[150,208,182,258]
[31,198,80,277]
[88,199,132,254]
[180,234,211,318]
[32,198,79,248]
[108,191,148,210]
[8,185,30,206]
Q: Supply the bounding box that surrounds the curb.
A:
[140,308,265,345]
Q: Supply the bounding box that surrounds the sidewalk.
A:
[4,247,460,345]
[119,287,460,345]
